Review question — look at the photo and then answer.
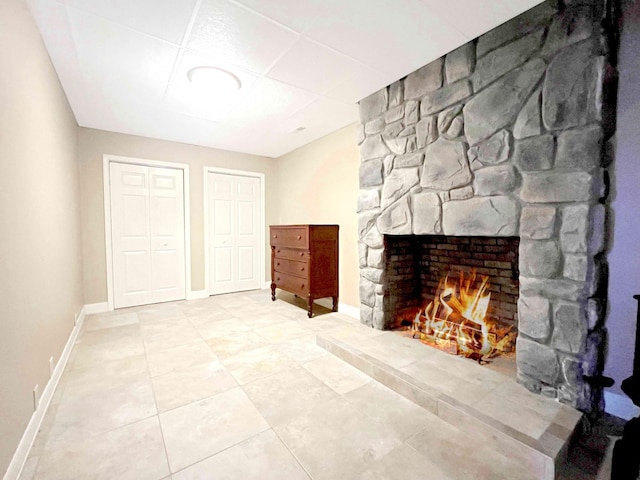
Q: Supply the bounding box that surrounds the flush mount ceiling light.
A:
[187,66,241,92]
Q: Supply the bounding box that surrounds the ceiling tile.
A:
[225,77,318,128]
[67,7,179,105]
[266,38,366,95]
[324,64,398,105]
[418,0,542,42]
[232,0,327,33]
[186,0,300,74]
[276,97,359,135]
[304,0,468,76]
[66,0,197,45]
[163,51,258,121]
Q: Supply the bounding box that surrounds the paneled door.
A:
[208,172,261,295]
[109,162,186,308]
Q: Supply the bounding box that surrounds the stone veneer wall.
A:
[356,0,618,412]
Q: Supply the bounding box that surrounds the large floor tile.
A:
[355,444,456,480]
[146,341,218,377]
[243,365,337,426]
[141,317,202,351]
[254,321,314,343]
[160,388,269,472]
[274,334,329,364]
[152,360,237,412]
[136,302,185,323]
[83,311,139,332]
[171,430,309,480]
[221,345,299,385]
[191,317,251,340]
[274,396,403,480]
[34,417,169,480]
[206,332,268,359]
[302,354,372,394]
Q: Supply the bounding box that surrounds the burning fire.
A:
[399,270,515,360]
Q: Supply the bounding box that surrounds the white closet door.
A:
[208,172,261,295]
[110,162,186,308]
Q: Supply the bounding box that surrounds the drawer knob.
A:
[301,284,305,288]
[300,267,305,271]
[277,277,280,281]
[299,252,304,257]
[277,262,280,266]
[277,249,281,253]
[273,234,278,238]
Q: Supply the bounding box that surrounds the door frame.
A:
[204,167,265,296]
[103,154,192,311]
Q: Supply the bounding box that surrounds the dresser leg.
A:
[332,297,338,312]
[270,283,276,301]
[307,296,314,318]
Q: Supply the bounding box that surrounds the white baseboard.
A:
[187,290,209,300]
[3,306,87,480]
[605,390,640,420]
[338,302,360,320]
[83,302,109,314]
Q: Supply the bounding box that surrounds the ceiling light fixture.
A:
[187,66,241,92]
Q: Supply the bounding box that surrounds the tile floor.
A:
[19,290,616,480]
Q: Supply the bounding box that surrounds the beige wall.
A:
[0,0,84,474]
[78,128,277,303]
[274,124,361,308]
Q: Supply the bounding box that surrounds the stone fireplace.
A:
[356,0,617,412]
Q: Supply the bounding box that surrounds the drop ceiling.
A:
[27,0,543,158]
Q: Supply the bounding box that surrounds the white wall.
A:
[0,0,84,474]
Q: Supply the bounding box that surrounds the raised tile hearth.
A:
[356,0,618,412]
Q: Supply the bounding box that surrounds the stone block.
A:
[518,295,551,341]
[367,248,384,269]
[519,240,561,278]
[467,130,511,166]
[360,135,390,161]
[357,189,380,213]
[564,254,588,282]
[473,29,545,91]
[358,211,379,239]
[520,206,556,240]
[421,138,472,190]
[445,42,475,83]
[384,137,408,155]
[516,336,560,385]
[359,159,383,188]
[360,304,373,327]
[513,88,542,139]
[365,117,385,135]
[473,165,518,196]
[377,195,412,235]
[442,196,518,236]
[589,204,606,255]
[404,100,419,125]
[362,224,383,248]
[399,126,416,137]
[359,277,376,307]
[560,205,589,253]
[519,277,584,301]
[556,126,602,172]
[389,80,404,107]
[385,105,404,124]
[383,122,404,139]
[373,308,386,330]
[447,117,464,138]
[406,136,418,153]
[361,267,383,284]
[542,6,596,57]
[359,88,388,122]
[551,301,586,354]
[394,153,424,169]
[404,58,443,99]
[421,79,472,116]
[476,2,555,57]
[520,172,593,203]
[449,186,473,201]
[411,191,441,234]
[582,328,606,377]
[416,116,438,149]
[560,354,582,388]
[513,135,554,171]
[358,242,367,268]
[586,298,604,330]
[381,168,419,208]
[438,105,463,135]
[542,41,604,131]
[464,59,546,145]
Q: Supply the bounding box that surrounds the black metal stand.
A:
[611,295,640,480]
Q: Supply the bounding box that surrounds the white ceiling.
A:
[27,0,543,158]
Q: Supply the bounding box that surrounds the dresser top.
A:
[270,224,339,228]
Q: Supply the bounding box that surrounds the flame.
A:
[423,270,493,356]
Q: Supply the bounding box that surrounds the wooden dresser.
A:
[270,225,339,317]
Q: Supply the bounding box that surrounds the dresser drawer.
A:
[273,247,308,261]
[270,226,308,248]
[273,272,309,296]
[274,258,308,277]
